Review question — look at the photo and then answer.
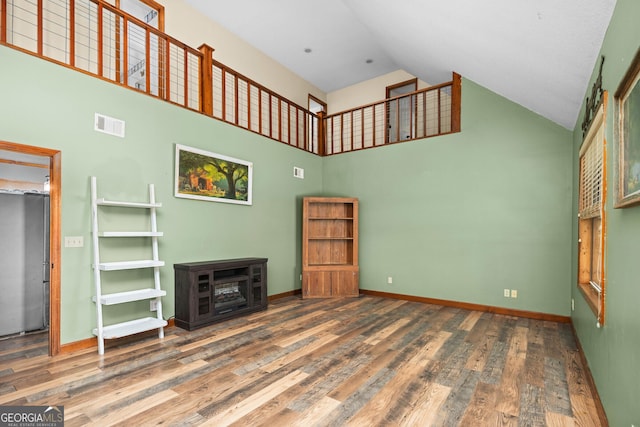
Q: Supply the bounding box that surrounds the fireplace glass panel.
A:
[214,280,248,313]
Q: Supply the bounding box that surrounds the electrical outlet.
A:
[511,290,518,298]
[572,298,575,311]
[64,236,84,247]
[387,276,393,284]
[150,300,158,312]
[504,289,510,298]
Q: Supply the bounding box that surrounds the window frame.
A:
[577,93,607,326]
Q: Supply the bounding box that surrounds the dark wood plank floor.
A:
[0,296,603,426]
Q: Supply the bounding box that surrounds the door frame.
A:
[386,78,418,143]
[0,140,61,356]
[308,94,327,154]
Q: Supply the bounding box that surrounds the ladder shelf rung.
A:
[98,231,164,237]
[93,317,167,339]
[96,260,165,271]
[93,289,166,305]
[96,198,161,208]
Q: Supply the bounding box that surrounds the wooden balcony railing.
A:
[208,56,321,154]
[1,0,201,109]
[324,74,461,155]
[0,0,460,156]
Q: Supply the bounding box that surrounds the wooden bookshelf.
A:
[302,197,359,298]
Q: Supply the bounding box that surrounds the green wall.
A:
[571,0,640,424]
[7,5,638,419]
[323,78,573,316]
[0,46,323,344]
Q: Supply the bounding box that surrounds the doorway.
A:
[0,192,49,336]
[0,141,61,355]
[308,94,326,154]
[386,78,417,143]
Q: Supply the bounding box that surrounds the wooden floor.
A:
[0,296,604,426]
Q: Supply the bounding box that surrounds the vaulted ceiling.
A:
[183,0,617,129]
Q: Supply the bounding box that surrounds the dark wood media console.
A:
[174,258,268,330]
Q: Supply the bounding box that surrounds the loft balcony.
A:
[0,0,460,155]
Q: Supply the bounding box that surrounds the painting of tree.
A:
[175,144,252,205]
[616,48,640,208]
[622,82,640,196]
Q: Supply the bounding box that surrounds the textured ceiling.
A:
[182,0,617,129]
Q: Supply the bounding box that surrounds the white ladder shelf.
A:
[91,176,167,355]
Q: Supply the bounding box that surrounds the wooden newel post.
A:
[198,43,214,116]
[316,110,326,156]
[1,0,7,44]
[451,72,462,133]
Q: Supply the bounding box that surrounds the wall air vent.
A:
[94,113,125,138]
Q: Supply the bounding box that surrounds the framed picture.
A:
[615,48,640,208]
[175,144,252,205]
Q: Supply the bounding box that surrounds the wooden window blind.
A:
[578,124,604,219]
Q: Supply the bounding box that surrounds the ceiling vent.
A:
[94,113,125,138]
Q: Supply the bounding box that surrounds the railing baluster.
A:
[372,105,376,147]
[360,108,364,150]
[247,82,252,131]
[383,101,388,145]
[157,36,164,100]
[292,106,297,147]
[114,9,121,83]
[258,89,262,135]
[422,92,427,136]
[234,74,239,125]
[436,89,442,135]
[302,109,306,150]
[332,116,336,154]
[144,28,150,93]
[221,68,226,120]
[268,92,272,139]
[393,99,400,142]
[287,103,291,145]
[350,110,354,151]
[69,0,76,66]
[37,0,43,55]
[340,114,344,153]
[97,3,103,77]
[411,94,416,139]
[326,117,331,154]
[164,41,170,103]
[183,48,188,108]
[123,17,128,86]
[278,99,282,141]
[300,109,304,149]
